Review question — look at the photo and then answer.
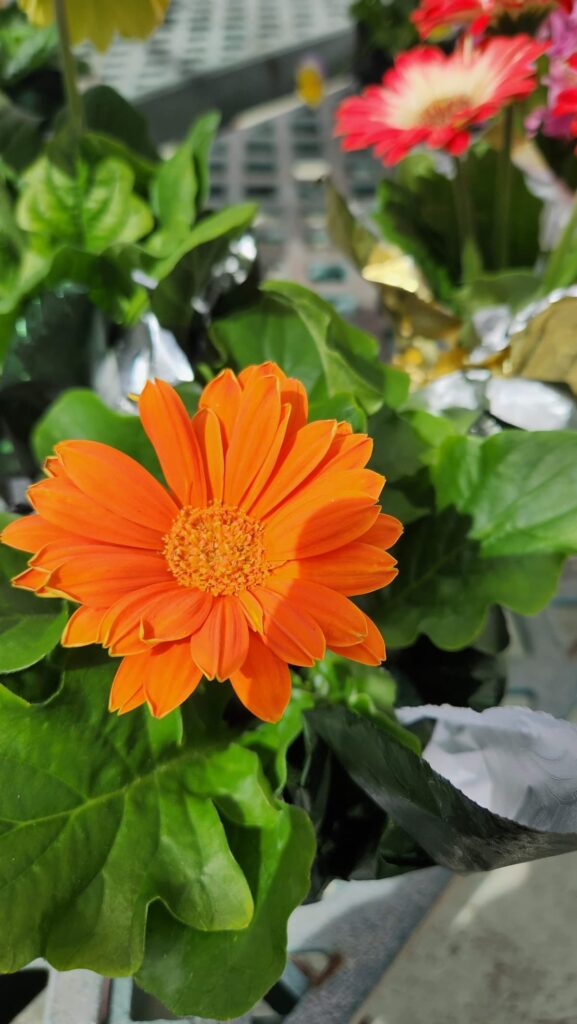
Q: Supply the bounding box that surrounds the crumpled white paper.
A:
[397,704,577,833]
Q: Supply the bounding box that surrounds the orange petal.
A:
[252,584,325,666]
[264,489,381,560]
[238,404,291,512]
[198,369,242,448]
[277,541,398,596]
[109,652,150,712]
[44,455,66,478]
[28,479,164,549]
[224,374,281,505]
[191,408,224,503]
[1,515,81,553]
[238,362,308,430]
[143,641,203,717]
[318,431,373,473]
[30,541,129,572]
[264,576,367,646]
[330,613,385,665]
[11,566,51,592]
[139,378,207,507]
[140,588,213,642]
[99,582,180,647]
[55,440,178,533]
[190,596,249,680]
[47,551,170,605]
[238,589,264,632]
[61,606,104,647]
[118,686,147,714]
[229,632,291,723]
[361,513,404,549]
[249,420,336,518]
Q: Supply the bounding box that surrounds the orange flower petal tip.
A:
[1,363,403,723]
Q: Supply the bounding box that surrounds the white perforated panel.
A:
[82,0,351,101]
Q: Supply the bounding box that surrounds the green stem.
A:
[453,156,481,283]
[54,0,84,136]
[495,105,514,269]
[540,197,577,295]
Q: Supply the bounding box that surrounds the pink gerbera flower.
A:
[335,36,546,165]
[412,0,570,40]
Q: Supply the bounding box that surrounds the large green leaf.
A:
[0,652,288,975]
[309,704,577,872]
[0,512,67,673]
[370,427,577,649]
[371,505,563,649]
[17,156,153,254]
[433,431,577,557]
[32,389,161,477]
[212,282,391,412]
[137,804,314,1020]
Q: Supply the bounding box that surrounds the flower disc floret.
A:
[164,503,271,596]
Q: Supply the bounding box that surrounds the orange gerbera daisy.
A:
[1,364,401,723]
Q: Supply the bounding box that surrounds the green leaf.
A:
[146,202,255,271]
[460,268,538,312]
[83,86,158,161]
[212,282,390,412]
[0,9,58,85]
[43,246,147,324]
[0,652,287,975]
[371,505,563,649]
[0,512,67,673]
[309,704,577,872]
[309,393,367,432]
[211,294,325,395]
[369,404,432,483]
[17,157,153,254]
[434,431,577,557]
[375,147,542,295]
[263,281,387,412]
[242,689,313,792]
[325,177,376,270]
[0,91,43,172]
[2,289,103,391]
[151,112,219,236]
[148,204,256,332]
[32,389,161,477]
[137,805,315,1020]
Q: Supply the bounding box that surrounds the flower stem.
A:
[495,105,514,270]
[54,0,84,137]
[453,155,481,283]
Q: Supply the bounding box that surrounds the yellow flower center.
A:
[164,503,271,596]
[421,95,471,127]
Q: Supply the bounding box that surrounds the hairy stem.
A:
[54,0,84,136]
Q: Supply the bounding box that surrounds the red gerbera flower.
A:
[551,54,577,140]
[412,0,570,40]
[335,36,546,165]
[1,363,401,723]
